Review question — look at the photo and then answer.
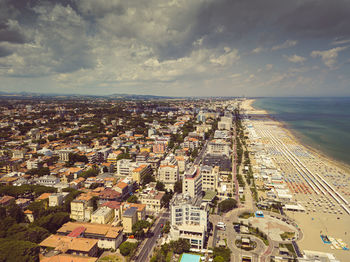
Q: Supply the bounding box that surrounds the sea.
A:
[252,97,350,167]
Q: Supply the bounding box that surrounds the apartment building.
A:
[139,184,165,213]
[201,165,219,191]
[49,192,68,207]
[70,194,94,221]
[158,164,179,191]
[218,116,233,130]
[169,194,209,249]
[116,159,134,176]
[207,139,230,156]
[40,235,98,257]
[57,222,124,250]
[183,166,202,198]
[122,207,138,234]
[91,206,114,224]
[131,164,152,184]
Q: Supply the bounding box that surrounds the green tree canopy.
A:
[218,198,237,213]
[155,181,165,191]
[142,173,155,186]
[0,238,40,262]
[127,195,138,203]
[119,241,138,256]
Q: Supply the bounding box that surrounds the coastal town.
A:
[0,97,349,262]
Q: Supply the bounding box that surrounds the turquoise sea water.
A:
[252,97,350,166]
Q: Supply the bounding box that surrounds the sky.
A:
[0,0,350,97]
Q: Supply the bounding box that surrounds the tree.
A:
[78,168,99,179]
[155,181,165,191]
[8,203,25,223]
[142,173,155,186]
[34,212,70,233]
[170,238,190,254]
[174,180,182,193]
[127,195,138,203]
[161,221,170,234]
[218,198,237,213]
[0,238,40,262]
[119,241,138,256]
[161,191,173,208]
[214,256,225,262]
[213,247,232,262]
[132,220,150,238]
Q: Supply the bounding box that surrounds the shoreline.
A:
[249,98,350,174]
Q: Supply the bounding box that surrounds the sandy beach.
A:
[241,98,350,261]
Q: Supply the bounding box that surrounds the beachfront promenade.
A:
[241,99,350,261]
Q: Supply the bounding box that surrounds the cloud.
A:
[278,0,350,38]
[251,47,264,54]
[210,47,240,66]
[311,46,348,68]
[283,54,306,63]
[271,40,297,51]
[331,38,350,45]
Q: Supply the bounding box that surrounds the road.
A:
[232,127,239,204]
[194,140,208,166]
[135,212,168,262]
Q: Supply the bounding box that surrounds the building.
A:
[139,185,165,213]
[91,206,114,224]
[59,150,71,162]
[201,165,219,191]
[49,193,68,207]
[183,166,202,198]
[131,164,152,184]
[41,254,97,262]
[169,194,209,249]
[70,194,94,221]
[26,159,39,170]
[207,139,230,156]
[122,206,138,234]
[158,164,179,191]
[40,235,99,257]
[116,159,134,176]
[153,142,166,154]
[35,175,60,187]
[218,116,233,130]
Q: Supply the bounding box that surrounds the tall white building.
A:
[183,166,202,198]
[207,139,230,156]
[116,159,136,176]
[201,165,219,191]
[158,155,179,191]
[169,194,209,249]
[218,116,233,130]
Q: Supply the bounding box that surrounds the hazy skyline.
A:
[0,0,350,97]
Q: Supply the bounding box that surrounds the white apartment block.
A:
[218,116,233,130]
[70,195,94,221]
[169,194,209,249]
[183,166,202,198]
[27,159,39,170]
[139,187,165,213]
[201,165,219,191]
[91,206,114,224]
[116,159,135,176]
[207,139,231,156]
[158,164,179,191]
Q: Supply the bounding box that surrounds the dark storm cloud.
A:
[192,0,350,48]
[0,22,26,44]
[0,46,12,57]
[279,0,350,38]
